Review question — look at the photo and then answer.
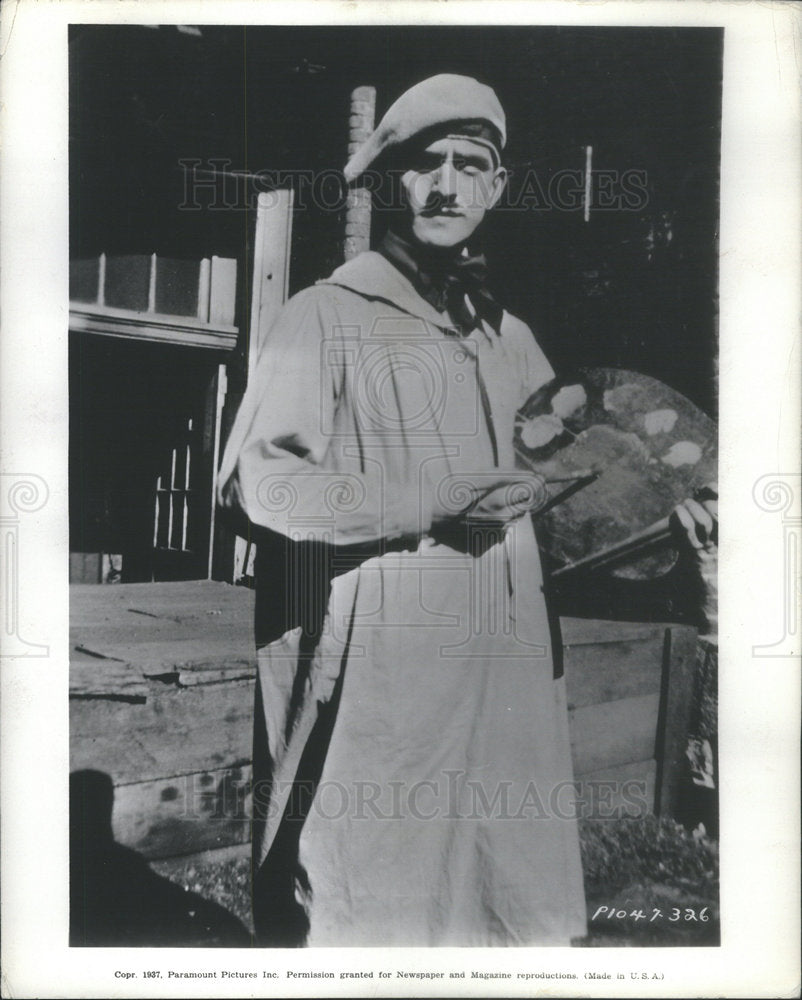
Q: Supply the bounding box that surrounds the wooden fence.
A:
[70,581,698,860]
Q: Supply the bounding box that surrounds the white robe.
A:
[217,250,587,946]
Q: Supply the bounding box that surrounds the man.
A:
[217,74,715,947]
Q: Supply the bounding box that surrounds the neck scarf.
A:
[378,229,503,336]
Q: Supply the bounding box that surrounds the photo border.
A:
[1,2,799,997]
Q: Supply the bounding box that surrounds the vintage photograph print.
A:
[68,24,723,950]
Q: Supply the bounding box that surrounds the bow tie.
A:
[379,231,503,336]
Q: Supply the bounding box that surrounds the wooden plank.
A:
[207,363,228,579]
[209,256,237,326]
[70,660,149,701]
[655,625,700,816]
[110,765,252,859]
[173,664,254,687]
[70,679,254,785]
[73,639,255,679]
[248,188,294,377]
[69,304,238,351]
[563,635,664,709]
[569,693,660,776]
[573,759,657,819]
[560,617,666,646]
[236,188,295,584]
[197,257,211,322]
[70,657,254,697]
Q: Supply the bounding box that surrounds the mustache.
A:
[420,193,463,217]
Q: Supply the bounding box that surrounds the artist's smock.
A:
[217,251,587,946]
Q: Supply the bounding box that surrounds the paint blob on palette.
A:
[516,368,717,580]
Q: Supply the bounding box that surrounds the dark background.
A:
[69,24,722,416]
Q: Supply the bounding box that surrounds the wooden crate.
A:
[561,618,698,820]
[70,582,697,859]
[70,581,256,859]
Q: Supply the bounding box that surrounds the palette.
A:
[515,368,717,580]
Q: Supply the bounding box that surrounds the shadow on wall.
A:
[70,769,251,947]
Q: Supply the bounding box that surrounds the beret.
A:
[343,74,506,183]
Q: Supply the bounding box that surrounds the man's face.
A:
[399,136,507,250]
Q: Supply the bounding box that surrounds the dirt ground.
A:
[146,815,719,948]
